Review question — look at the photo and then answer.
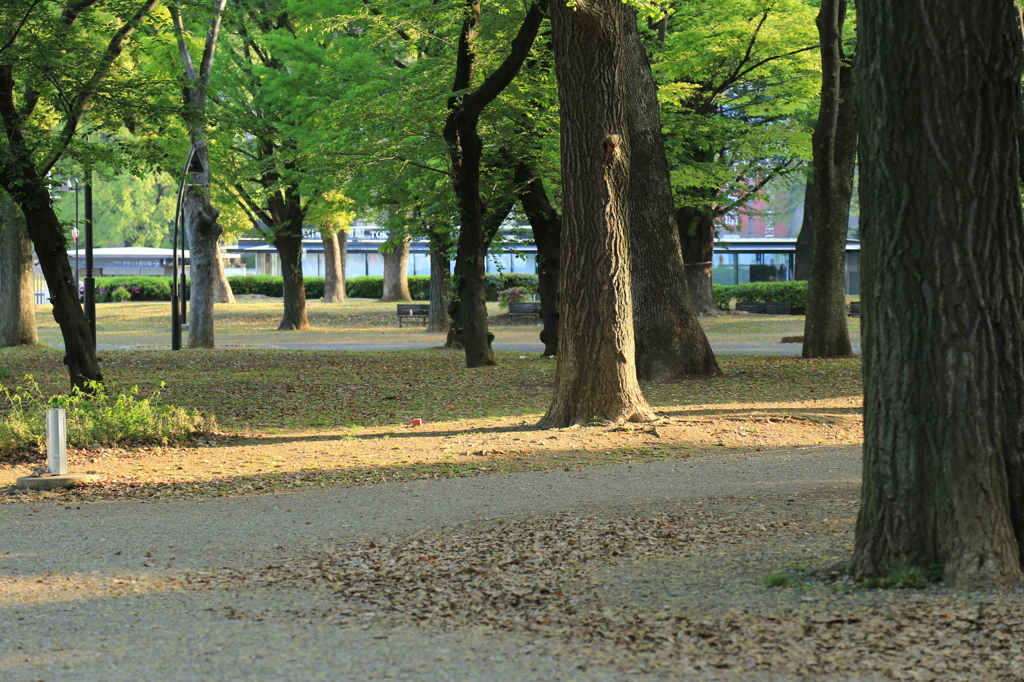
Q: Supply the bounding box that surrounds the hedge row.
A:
[91,274,540,302]
[712,280,808,310]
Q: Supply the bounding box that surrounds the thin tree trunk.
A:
[322,229,345,302]
[794,178,813,281]
[514,163,560,357]
[443,0,545,367]
[677,208,719,315]
[802,0,855,359]
[540,0,655,426]
[850,0,1024,589]
[381,233,412,301]
[0,191,38,347]
[212,241,235,303]
[427,230,451,334]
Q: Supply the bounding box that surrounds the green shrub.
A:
[0,376,216,461]
[94,276,172,302]
[109,286,132,302]
[713,280,808,311]
[345,276,431,300]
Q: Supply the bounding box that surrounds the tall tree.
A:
[514,161,561,357]
[850,0,1024,589]
[0,0,166,388]
[443,0,545,367]
[0,190,37,347]
[171,0,231,348]
[381,232,413,302]
[539,0,656,426]
[801,0,855,358]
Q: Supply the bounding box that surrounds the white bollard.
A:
[46,408,67,475]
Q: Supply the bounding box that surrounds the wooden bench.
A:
[396,303,430,326]
[736,301,792,315]
[848,301,861,317]
[507,301,542,318]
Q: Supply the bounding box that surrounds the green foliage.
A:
[94,277,172,302]
[109,286,132,303]
[713,281,808,310]
[345,277,430,301]
[763,572,798,587]
[0,376,214,460]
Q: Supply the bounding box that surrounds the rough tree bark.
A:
[172,0,228,349]
[321,229,345,302]
[677,208,719,316]
[850,0,1024,589]
[794,178,813,281]
[619,37,719,381]
[443,0,545,367]
[427,229,451,333]
[0,191,38,346]
[801,0,855,359]
[381,233,412,301]
[539,0,656,426]
[514,162,560,358]
[212,243,235,303]
[273,221,308,331]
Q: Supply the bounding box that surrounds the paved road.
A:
[1,446,862,682]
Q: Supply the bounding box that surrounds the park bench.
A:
[507,301,542,318]
[396,303,430,326]
[848,301,861,317]
[736,301,792,315]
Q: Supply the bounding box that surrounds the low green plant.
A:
[763,572,798,587]
[109,286,132,303]
[0,375,216,460]
[713,280,809,311]
[854,563,944,590]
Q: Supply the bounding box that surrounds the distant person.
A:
[777,263,788,281]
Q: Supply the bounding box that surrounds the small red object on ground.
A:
[412,419,422,426]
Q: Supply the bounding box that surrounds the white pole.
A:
[46,408,67,475]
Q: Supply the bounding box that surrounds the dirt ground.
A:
[0,395,861,502]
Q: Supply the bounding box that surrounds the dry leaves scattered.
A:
[185,496,1024,680]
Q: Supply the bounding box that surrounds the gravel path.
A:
[4,446,1022,681]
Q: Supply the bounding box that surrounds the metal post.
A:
[46,408,67,475]
[172,145,198,350]
[84,178,95,344]
[74,181,80,291]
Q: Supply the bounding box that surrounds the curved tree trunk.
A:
[514,163,560,357]
[212,242,235,303]
[802,0,855,359]
[381,233,412,301]
[0,192,38,347]
[321,229,345,303]
[794,178,814,281]
[539,0,655,427]
[427,230,451,334]
[677,208,719,315]
[850,0,1024,589]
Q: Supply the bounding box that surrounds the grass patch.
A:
[763,572,799,587]
[854,563,944,590]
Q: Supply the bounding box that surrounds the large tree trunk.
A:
[677,208,719,315]
[427,230,451,334]
[212,242,235,303]
[321,229,345,303]
[380,233,412,301]
[0,192,38,347]
[539,0,656,426]
[850,0,1024,589]
[274,226,309,331]
[794,178,813,281]
[802,0,855,359]
[619,5,719,381]
[514,163,560,357]
[183,143,221,349]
